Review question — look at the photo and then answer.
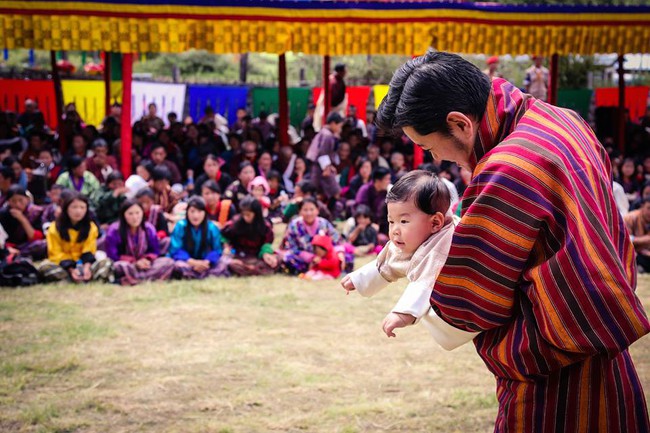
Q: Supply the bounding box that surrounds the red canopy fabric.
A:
[0,79,58,128]
[595,86,650,123]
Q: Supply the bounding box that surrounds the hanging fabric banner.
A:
[251,87,311,128]
[312,86,372,124]
[0,79,58,128]
[595,86,650,123]
[61,80,123,127]
[187,85,248,128]
[557,89,593,120]
[373,85,390,110]
[131,82,186,127]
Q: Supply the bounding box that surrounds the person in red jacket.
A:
[301,234,341,280]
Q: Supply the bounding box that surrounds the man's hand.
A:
[136,258,151,270]
[340,274,355,294]
[382,312,416,338]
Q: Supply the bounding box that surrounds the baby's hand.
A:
[340,274,355,294]
[382,312,416,338]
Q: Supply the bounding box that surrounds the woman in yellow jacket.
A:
[38,192,113,283]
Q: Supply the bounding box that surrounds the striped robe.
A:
[432,78,650,432]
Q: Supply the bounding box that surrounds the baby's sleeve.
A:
[421,309,479,351]
[349,259,391,297]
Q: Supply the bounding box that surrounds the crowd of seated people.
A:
[0,97,646,285]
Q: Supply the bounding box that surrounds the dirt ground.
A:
[1,273,649,433]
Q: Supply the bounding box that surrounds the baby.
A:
[341,170,477,350]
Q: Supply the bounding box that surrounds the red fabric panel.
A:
[313,86,371,124]
[594,86,649,123]
[0,79,58,128]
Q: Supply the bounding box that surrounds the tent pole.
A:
[278,53,289,147]
[549,53,559,105]
[50,50,65,151]
[104,51,111,117]
[120,53,133,177]
[323,55,331,124]
[617,54,626,154]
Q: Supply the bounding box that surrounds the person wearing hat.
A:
[482,56,502,80]
[305,111,344,201]
[524,55,549,101]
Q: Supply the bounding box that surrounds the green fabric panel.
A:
[557,88,593,120]
[110,52,122,81]
[252,87,311,128]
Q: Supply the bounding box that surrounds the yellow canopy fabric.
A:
[61,80,122,127]
[1,1,649,56]
[373,85,390,110]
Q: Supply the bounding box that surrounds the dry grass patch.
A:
[1,273,649,433]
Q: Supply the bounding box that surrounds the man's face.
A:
[108,179,124,191]
[148,105,157,116]
[375,174,391,192]
[151,147,166,165]
[329,121,343,135]
[403,126,474,170]
[38,151,53,167]
[367,146,379,161]
[242,143,257,161]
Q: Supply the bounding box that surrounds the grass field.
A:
[1,272,649,433]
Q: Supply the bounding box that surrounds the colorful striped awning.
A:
[1,1,649,56]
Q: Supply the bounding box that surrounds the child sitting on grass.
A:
[341,170,477,350]
[301,234,341,280]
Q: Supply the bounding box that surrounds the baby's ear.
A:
[430,212,445,232]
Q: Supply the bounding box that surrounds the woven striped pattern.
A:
[432,78,650,432]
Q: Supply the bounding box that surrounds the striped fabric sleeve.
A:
[432,153,541,333]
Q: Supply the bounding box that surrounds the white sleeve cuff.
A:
[349,260,390,297]
[421,308,479,351]
[391,280,433,320]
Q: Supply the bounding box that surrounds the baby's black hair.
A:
[385,169,450,215]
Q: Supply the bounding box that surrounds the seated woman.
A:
[280,197,352,275]
[55,155,102,209]
[169,196,229,279]
[193,154,233,195]
[221,196,278,276]
[38,192,113,283]
[104,199,175,286]
[201,180,236,229]
[0,185,47,260]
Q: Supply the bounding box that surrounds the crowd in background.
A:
[1,61,650,285]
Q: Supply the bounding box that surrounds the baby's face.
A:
[387,201,438,255]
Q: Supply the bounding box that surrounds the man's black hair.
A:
[106,171,124,184]
[151,166,172,182]
[372,166,391,182]
[376,50,491,136]
[0,165,15,183]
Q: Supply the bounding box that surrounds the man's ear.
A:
[446,111,475,141]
